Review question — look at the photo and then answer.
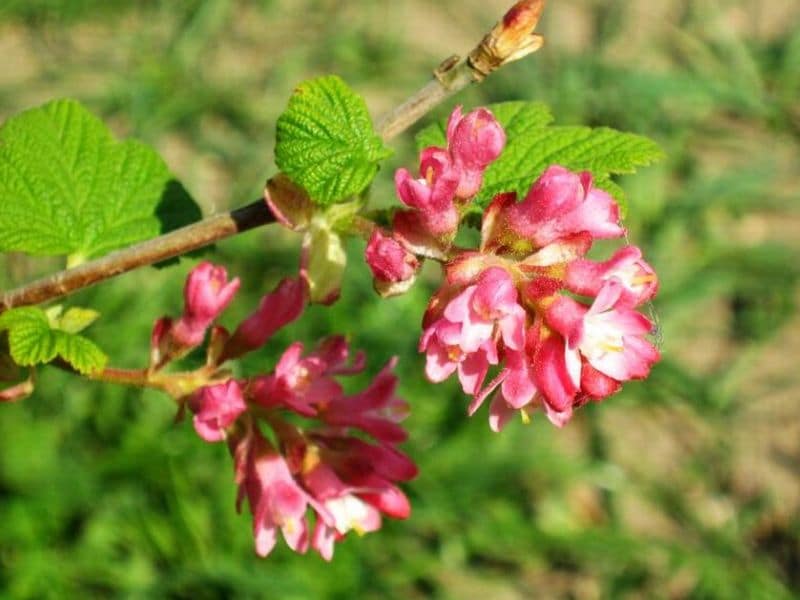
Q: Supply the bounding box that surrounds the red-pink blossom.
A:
[282,427,416,560]
[318,358,409,444]
[223,276,307,360]
[468,320,580,430]
[390,106,505,252]
[502,166,625,248]
[547,280,660,383]
[446,106,506,198]
[420,267,525,395]
[250,343,342,417]
[230,427,323,557]
[171,262,240,347]
[394,151,460,238]
[302,461,382,561]
[189,380,247,442]
[307,436,414,518]
[365,229,420,296]
[222,337,416,561]
[565,245,658,307]
[249,336,364,416]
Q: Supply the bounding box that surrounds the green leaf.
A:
[0,99,201,262]
[0,306,107,375]
[0,308,58,366]
[55,334,108,376]
[415,101,664,214]
[50,307,101,334]
[275,75,391,205]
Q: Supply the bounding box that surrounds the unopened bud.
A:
[469,0,546,78]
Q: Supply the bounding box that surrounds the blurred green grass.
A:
[0,1,799,598]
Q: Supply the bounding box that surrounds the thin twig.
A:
[0,0,546,314]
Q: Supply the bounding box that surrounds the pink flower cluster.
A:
[366,107,660,430]
[153,263,416,560]
[366,106,505,296]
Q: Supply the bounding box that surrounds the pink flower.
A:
[222,276,307,360]
[394,148,460,238]
[311,493,381,560]
[171,262,240,347]
[531,325,580,419]
[420,267,526,395]
[365,229,420,297]
[469,319,580,430]
[547,280,660,383]
[249,336,364,417]
[231,427,321,557]
[302,462,381,561]
[318,358,409,444]
[421,319,499,393]
[386,106,505,262]
[250,343,342,417]
[312,438,413,511]
[293,429,416,560]
[480,191,594,262]
[502,166,625,248]
[446,106,506,198]
[189,380,247,442]
[565,245,658,307]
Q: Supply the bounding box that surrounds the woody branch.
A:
[0,0,546,314]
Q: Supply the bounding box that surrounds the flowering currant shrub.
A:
[0,1,664,561]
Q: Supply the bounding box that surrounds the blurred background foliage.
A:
[0,0,799,597]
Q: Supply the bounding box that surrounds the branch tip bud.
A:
[469,0,546,78]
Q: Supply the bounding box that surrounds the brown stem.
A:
[70,361,223,399]
[0,0,546,314]
[89,366,154,388]
[0,201,272,312]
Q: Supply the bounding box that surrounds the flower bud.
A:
[365,229,419,297]
[469,0,546,76]
[447,107,506,198]
[189,380,247,443]
[223,277,307,360]
[172,262,240,347]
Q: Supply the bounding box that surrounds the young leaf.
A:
[275,75,392,205]
[50,307,101,334]
[55,334,108,376]
[0,308,58,366]
[415,101,664,214]
[0,99,201,264]
[0,306,107,375]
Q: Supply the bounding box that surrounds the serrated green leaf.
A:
[54,332,107,375]
[0,98,201,262]
[415,101,663,213]
[275,75,391,205]
[0,308,58,366]
[52,307,101,334]
[0,306,107,374]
